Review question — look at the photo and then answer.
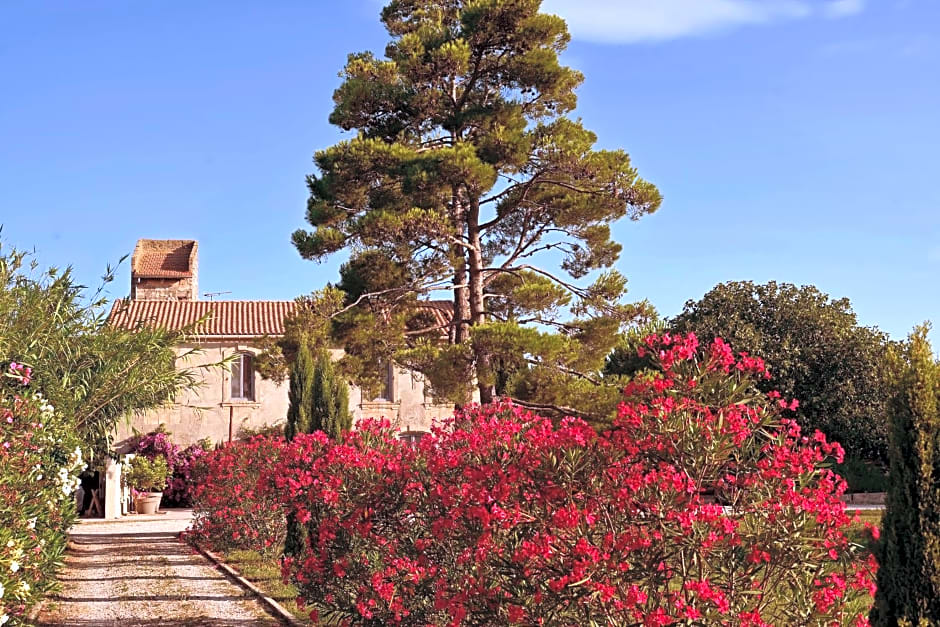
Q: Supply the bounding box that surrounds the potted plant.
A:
[125,454,170,515]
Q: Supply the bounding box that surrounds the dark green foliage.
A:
[284,343,315,441]
[668,281,896,464]
[290,0,660,412]
[871,326,940,626]
[311,350,351,440]
[834,456,888,493]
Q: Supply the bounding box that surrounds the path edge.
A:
[188,539,305,626]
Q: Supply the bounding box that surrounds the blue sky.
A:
[1,0,937,345]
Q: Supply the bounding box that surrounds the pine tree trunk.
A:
[452,187,471,345]
[467,198,495,405]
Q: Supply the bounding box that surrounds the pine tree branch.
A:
[524,358,604,386]
[503,397,591,419]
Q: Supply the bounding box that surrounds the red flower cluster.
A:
[191,334,878,625]
[187,435,287,558]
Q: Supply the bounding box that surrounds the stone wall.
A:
[131,275,197,301]
[116,342,456,448]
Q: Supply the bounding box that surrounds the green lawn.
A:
[223,549,312,624]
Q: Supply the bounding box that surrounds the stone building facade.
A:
[109,239,454,447]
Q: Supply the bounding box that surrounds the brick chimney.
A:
[130,239,198,301]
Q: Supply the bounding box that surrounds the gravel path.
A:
[36,510,281,627]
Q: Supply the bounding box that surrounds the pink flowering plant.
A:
[187,435,288,558]
[262,334,876,625]
[131,426,211,506]
[1,363,83,626]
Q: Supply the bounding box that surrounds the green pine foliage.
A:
[310,350,351,440]
[871,325,940,626]
[290,0,661,413]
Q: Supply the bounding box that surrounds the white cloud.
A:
[823,0,866,18]
[541,0,865,44]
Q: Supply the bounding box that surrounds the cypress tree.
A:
[283,342,315,558]
[284,342,315,441]
[871,325,940,625]
[283,346,351,558]
[310,350,351,440]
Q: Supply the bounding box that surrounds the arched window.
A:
[230,352,255,401]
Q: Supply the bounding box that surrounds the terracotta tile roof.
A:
[108,300,296,338]
[131,239,197,279]
[412,299,453,329]
[108,298,455,339]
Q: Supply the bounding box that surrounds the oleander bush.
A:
[1,363,83,626]
[131,426,211,506]
[264,334,877,625]
[188,435,288,558]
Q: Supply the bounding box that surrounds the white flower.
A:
[19,582,28,593]
[9,561,19,573]
[5,540,13,548]
[0,581,5,597]
[1,613,9,625]
[27,518,36,529]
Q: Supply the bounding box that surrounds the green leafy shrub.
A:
[669,281,898,464]
[835,456,888,493]
[125,455,170,493]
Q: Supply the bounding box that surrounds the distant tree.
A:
[871,325,940,626]
[290,0,661,412]
[666,281,895,463]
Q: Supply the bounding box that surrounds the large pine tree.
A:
[292,0,661,412]
[871,325,940,625]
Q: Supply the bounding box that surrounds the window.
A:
[230,353,255,400]
[399,431,425,447]
[375,360,395,402]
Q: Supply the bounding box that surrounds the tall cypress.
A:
[283,342,315,558]
[311,350,351,440]
[283,346,351,559]
[284,342,315,441]
[871,325,940,625]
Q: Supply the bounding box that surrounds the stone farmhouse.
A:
[108,239,455,448]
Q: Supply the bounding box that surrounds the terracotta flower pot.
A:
[135,491,163,515]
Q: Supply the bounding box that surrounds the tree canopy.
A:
[290,0,661,410]
[661,281,896,463]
